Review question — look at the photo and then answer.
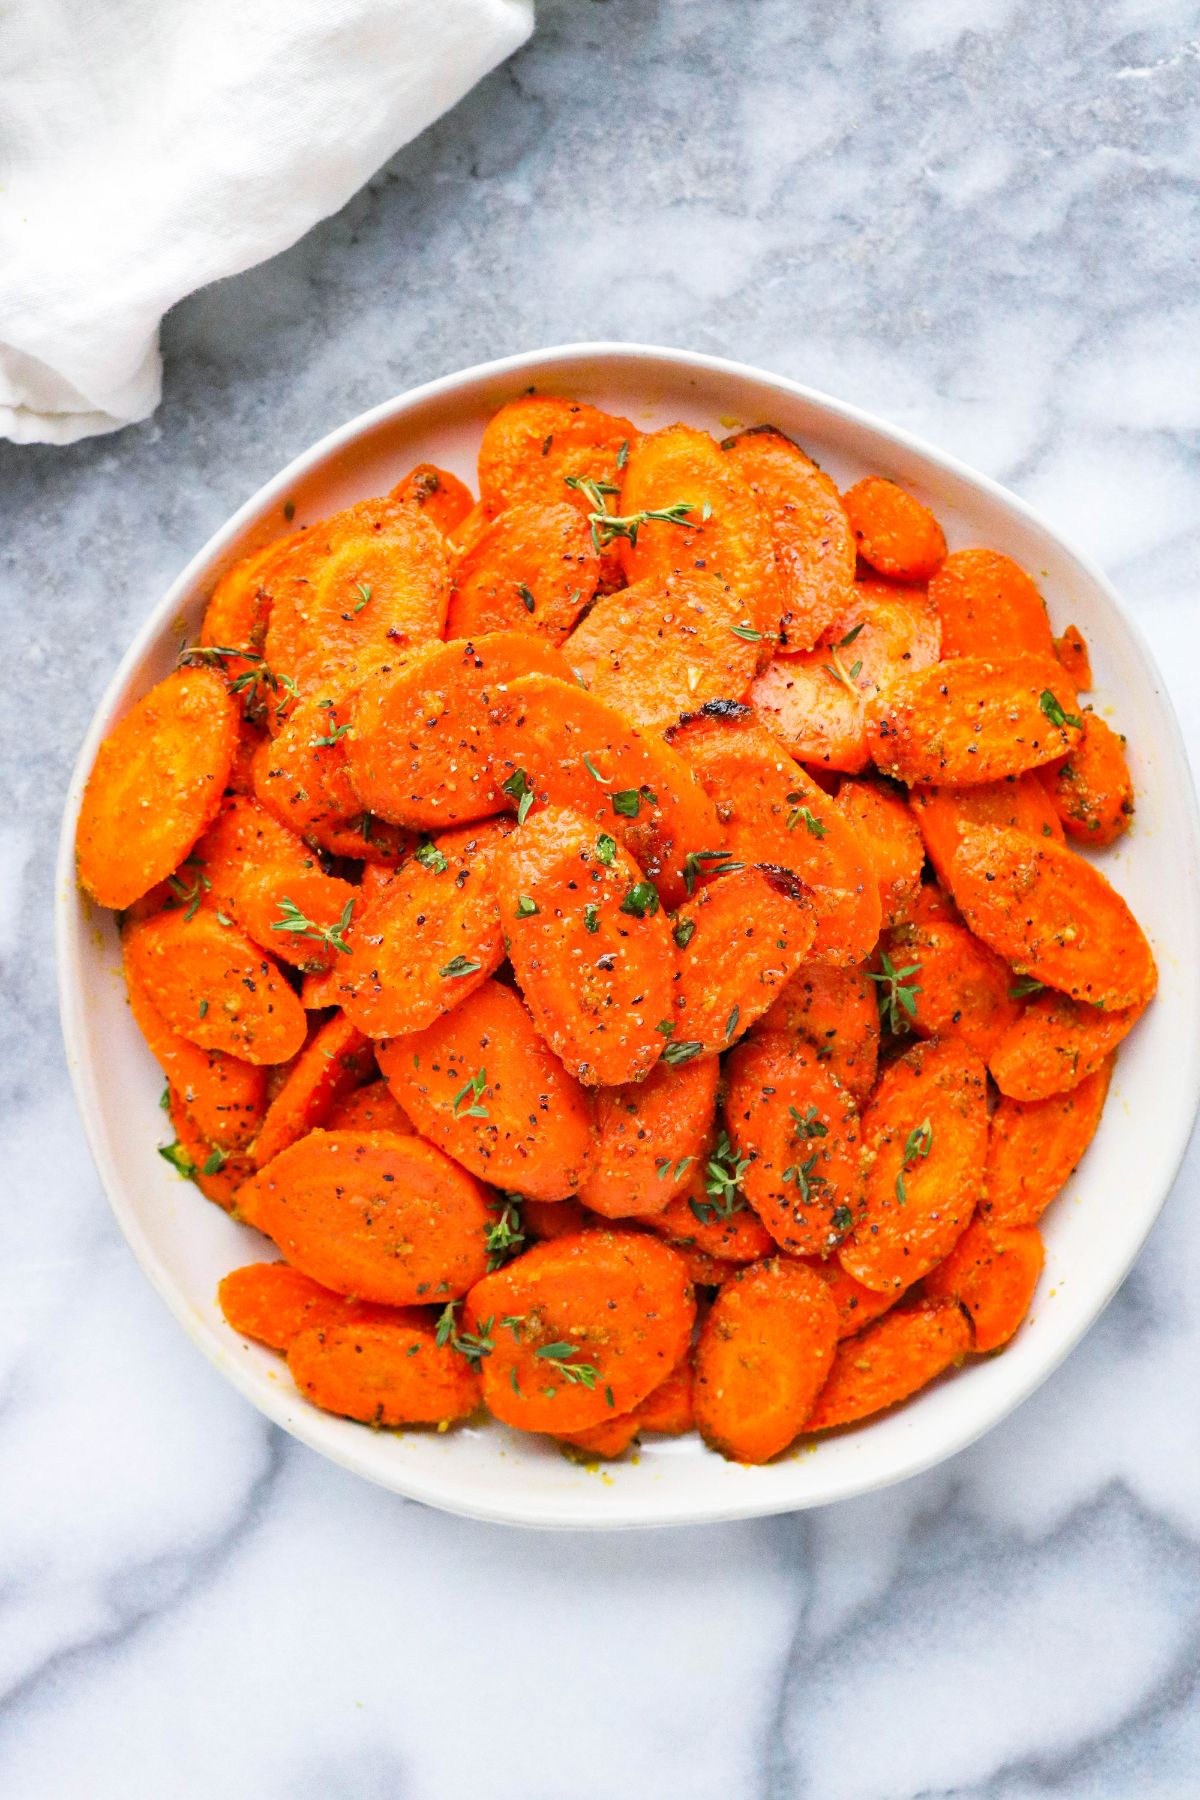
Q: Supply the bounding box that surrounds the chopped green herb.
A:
[435,1302,494,1365]
[414,841,449,874]
[313,721,351,747]
[690,1129,750,1223]
[352,581,372,614]
[1040,689,1083,731]
[673,917,696,949]
[198,999,209,1019]
[201,1148,227,1176]
[655,1018,676,1036]
[731,623,763,642]
[656,1155,694,1181]
[616,440,629,470]
[829,1204,854,1237]
[787,803,827,838]
[440,955,482,979]
[582,752,608,783]
[620,881,660,919]
[518,583,537,615]
[452,1067,489,1118]
[781,1151,826,1205]
[583,903,600,934]
[1009,976,1046,998]
[514,895,539,918]
[158,1142,197,1179]
[869,952,921,1033]
[662,1040,704,1067]
[564,474,696,553]
[789,1104,829,1142]
[533,1343,600,1389]
[484,1196,526,1270]
[167,868,211,921]
[272,895,355,956]
[610,788,641,818]
[502,768,535,825]
[725,1004,740,1040]
[595,833,617,865]
[682,848,742,896]
[895,1118,933,1206]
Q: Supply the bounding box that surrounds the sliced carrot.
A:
[324,1080,413,1135]
[833,778,924,927]
[288,1314,482,1426]
[251,1011,374,1168]
[635,1354,694,1434]
[389,463,475,537]
[238,1130,491,1304]
[125,960,267,1149]
[376,978,593,1202]
[300,967,340,1009]
[462,1230,695,1433]
[218,1261,366,1351]
[251,699,411,863]
[804,1297,971,1430]
[641,1157,777,1263]
[77,666,238,910]
[344,632,571,829]
[671,864,818,1057]
[477,395,636,517]
[200,535,300,676]
[489,673,721,910]
[163,1090,255,1210]
[928,548,1054,660]
[1054,624,1092,690]
[950,823,1156,1010]
[447,500,498,559]
[693,1257,839,1463]
[842,476,946,581]
[666,704,880,964]
[910,776,1064,892]
[799,1256,900,1339]
[1045,712,1134,846]
[839,1037,987,1293]
[984,1061,1112,1225]
[924,1218,1044,1351]
[226,717,267,796]
[556,1412,643,1459]
[725,1033,865,1257]
[722,426,856,652]
[749,963,879,1103]
[881,914,1022,1061]
[989,990,1147,1101]
[666,1240,748,1288]
[867,654,1084,785]
[578,1055,719,1218]
[522,1197,595,1241]
[447,500,599,641]
[124,909,307,1065]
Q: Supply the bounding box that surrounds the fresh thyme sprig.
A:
[689,1130,750,1224]
[821,622,865,695]
[869,952,921,1034]
[271,895,354,956]
[895,1118,933,1205]
[564,474,702,553]
[435,1303,494,1365]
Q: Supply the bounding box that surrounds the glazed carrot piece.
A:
[376,979,594,1202]
[447,500,599,641]
[910,776,1064,892]
[928,549,1054,660]
[641,1156,777,1263]
[300,967,340,1009]
[447,500,498,558]
[842,476,946,582]
[619,424,781,638]
[124,909,307,1065]
[867,654,1084,786]
[226,717,268,796]
[76,666,238,909]
[750,579,940,773]
[477,395,637,517]
[881,914,1021,1061]
[489,672,721,910]
[200,535,301,675]
[563,570,759,729]
[578,1054,719,1218]
[671,864,818,1058]
[924,1218,1044,1351]
[950,823,1157,1010]
[1045,712,1134,846]
[1054,624,1092,690]
[666,704,880,964]
[251,1011,375,1168]
[833,778,924,927]
[804,1298,971,1430]
[799,1257,900,1339]
[555,1412,643,1459]
[251,699,411,863]
[289,1314,482,1426]
[344,632,571,829]
[462,1230,695,1433]
[722,426,856,652]
[749,963,879,1103]
[989,990,1147,1101]
[163,1090,255,1210]
[725,1033,865,1257]
[238,1130,491,1304]
[522,1198,595,1241]
[693,1258,839,1463]
[839,1037,987,1293]
[389,462,475,537]
[218,1261,366,1351]
[984,1061,1112,1225]
[125,962,267,1149]
[635,1354,695,1434]
[666,1240,749,1288]
[324,1080,413,1136]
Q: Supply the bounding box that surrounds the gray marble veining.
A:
[2,0,1199,1793]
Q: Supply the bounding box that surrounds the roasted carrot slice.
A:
[693,1257,839,1463]
[839,1037,987,1293]
[666,704,880,963]
[867,654,1084,786]
[671,864,817,1058]
[989,990,1147,1101]
[389,463,475,537]
[446,499,599,641]
[750,578,940,773]
[928,548,1054,660]
[478,395,637,516]
[490,804,677,1085]
[725,1033,865,1258]
[950,823,1156,1010]
[799,1257,900,1339]
[1045,712,1134,846]
[833,778,924,927]
[489,672,721,910]
[289,1314,482,1426]
[749,963,880,1103]
[200,535,300,675]
[218,1261,367,1351]
[804,1297,971,1430]
[578,1055,719,1218]
[722,426,856,652]
[124,909,307,1065]
[641,1158,777,1264]
[924,1218,1044,1351]
[910,776,1064,891]
[555,1412,643,1459]
[522,1197,595,1241]
[76,666,238,909]
[238,1130,491,1305]
[324,1079,412,1135]
[983,1061,1112,1225]
[251,699,411,863]
[842,476,946,582]
[462,1230,695,1433]
[376,978,594,1203]
[344,632,571,829]
[1054,624,1092,690]
[635,1355,695,1434]
[126,961,267,1149]
[251,1011,374,1168]
[163,1090,255,1210]
[226,717,268,796]
[881,914,1021,1061]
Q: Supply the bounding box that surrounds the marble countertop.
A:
[3,0,1200,1793]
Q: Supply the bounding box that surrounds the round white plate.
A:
[56,343,1200,1529]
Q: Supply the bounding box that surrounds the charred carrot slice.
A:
[910,776,1064,892]
[804,1297,971,1430]
[477,395,636,516]
[839,1037,987,1293]
[126,961,267,1149]
[163,1090,255,1210]
[989,990,1147,1101]
[640,1153,778,1263]
[833,778,924,927]
[124,909,307,1065]
[389,462,475,537]
[750,963,880,1103]
[798,1257,900,1339]
[76,667,238,909]
[671,864,817,1057]
[344,632,571,830]
[924,1218,1044,1351]
[722,426,856,652]
[984,1061,1112,1225]
[376,978,594,1203]
[251,699,411,863]
[881,914,1022,1061]
[1045,712,1134,846]
[929,549,1054,660]
[867,654,1083,786]
[842,476,946,581]
[447,500,599,641]
[693,1258,839,1463]
[218,1261,366,1351]
[578,1055,719,1218]
[1054,624,1092,690]
[238,1130,491,1305]
[289,1314,482,1426]
[324,1080,413,1135]
[251,1011,374,1168]
[950,823,1156,1010]
[725,1033,865,1258]
[462,1230,695,1433]
[491,804,677,1085]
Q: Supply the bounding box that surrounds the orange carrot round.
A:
[989,990,1147,1101]
[670,863,818,1057]
[124,909,307,1065]
[252,1011,375,1168]
[924,1218,1044,1351]
[164,1090,255,1210]
[125,958,267,1149]
[910,776,1064,893]
[477,395,636,519]
[881,914,1022,1062]
[749,963,879,1103]
[641,1158,778,1263]
[447,500,599,641]
[984,1061,1112,1225]
[1046,712,1134,846]
[928,548,1054,660]
[842,475,946,581]
[289,1314,481,1426]
[804,1297,971,1430]
[389,462,475,537]
[578,1055,718,1218]
[218,1260,366,1351]
[867,654,1084,786]
[833,778,924,927]
[324,1080,413,1136]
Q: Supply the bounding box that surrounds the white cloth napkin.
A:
[0,0,533,445]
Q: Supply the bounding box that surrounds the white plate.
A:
[56,343,1200,1529]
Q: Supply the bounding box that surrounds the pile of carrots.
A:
[75,394,1154,1466]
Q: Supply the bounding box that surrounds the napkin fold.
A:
[0,0,533,444]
